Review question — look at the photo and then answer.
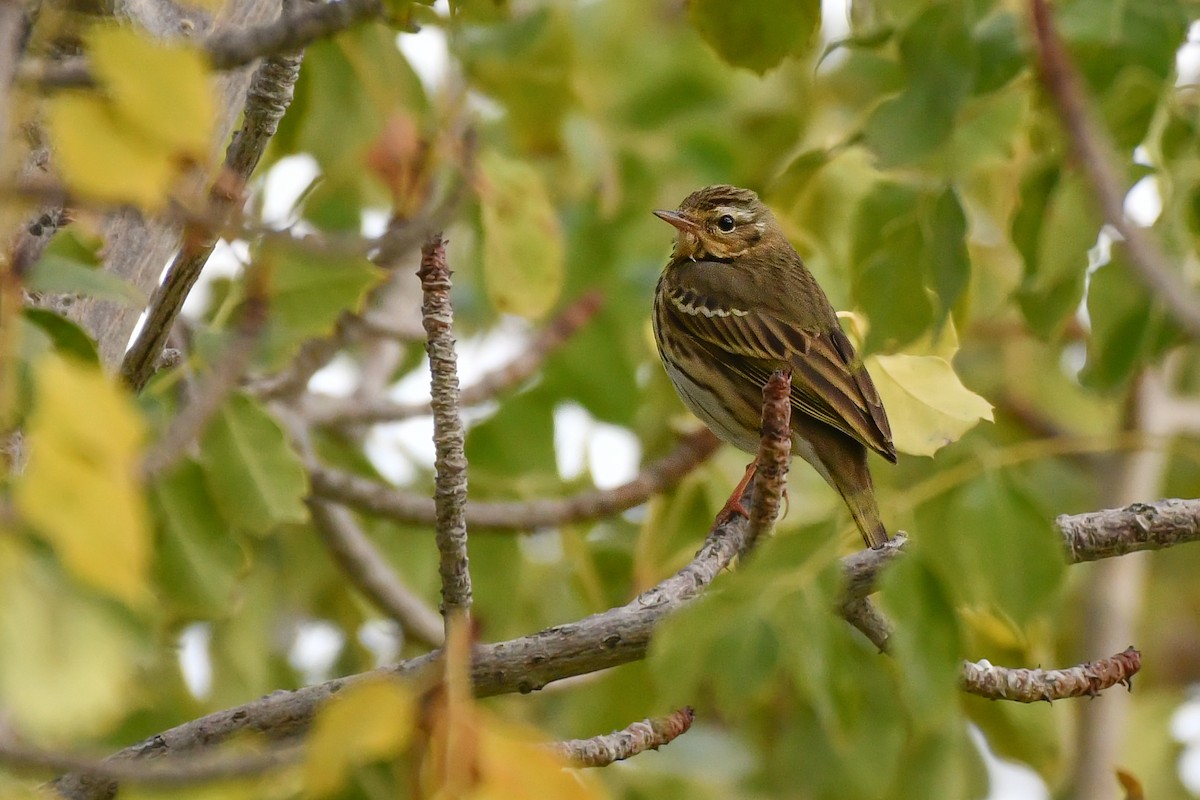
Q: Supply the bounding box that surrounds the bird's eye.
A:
[716,214,736,232]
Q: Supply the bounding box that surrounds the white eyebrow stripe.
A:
[670,294,750,318]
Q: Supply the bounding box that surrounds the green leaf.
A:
[1080,247,1181,390]
[459,9,574,152]
[1015,171,1099,336]
[972,11,1026,94]
[290,27,428,179]
[464,386,557,486]
[259,245,385,368]
[198,393,308,535]
[923,187,970,319]
[150,460,248,619]
[862,5,975,167]
[26,254,146,306]
[916,470,1064,624]
[478,149,565,320]
[21,309,100,365]
[14,357,150,606]
[880,556,963,724]
[688,0,821,74]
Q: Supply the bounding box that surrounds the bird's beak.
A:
[653,209,700,233]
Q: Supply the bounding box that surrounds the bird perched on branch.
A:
[652,185,896,549]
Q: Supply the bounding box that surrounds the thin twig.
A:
[962,647,1140,702]
[141,284,268,476]
[308,498,445,647]
[743,371,791,556]
[1029,0,1200,338]
[418,234,471,628]
[307,429,721,531]
[547,707,695,768]
[121,34,305,393]
[24,0,383,89]
[301,290,605,426]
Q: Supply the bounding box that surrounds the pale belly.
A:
[660,354,834,487]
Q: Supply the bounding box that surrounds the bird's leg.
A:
[715,458,757,525]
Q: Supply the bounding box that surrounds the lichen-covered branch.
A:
[547,707,695,768]
[307,428,720,531]
[301,290,605,426]
[1029,0,1200,339]
[962,647,1141,703]
[418,234,472,627]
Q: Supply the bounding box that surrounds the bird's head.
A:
[654,185,775,263]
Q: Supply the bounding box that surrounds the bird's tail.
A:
[840,483,889,550]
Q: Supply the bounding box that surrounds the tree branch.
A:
[300,290,605,426]
[1029,0,1200,339]
[308,498,445,648]
[840,498,1200,605]
[547,707,695,768]
[120,32,304,392]
[306,428,720,531]
[418,233,471,628]
[962,647,1140,703]
[25,0,384,89]
[15,739,296,792]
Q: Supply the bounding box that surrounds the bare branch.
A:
[547,707,695,768]
[53,496,755,799]
[840,596,892,652]
[840,498,1200,605]
[962,647,1140,703]
[744,371,791,555]
[121,36,304,392]
[418,233,471,628]
[308,498,445,648]
[301,290,605,426]
[1059,498,1200,563]
[60,492,1169,796]
[19,737,297,792]
[1029,0,1200,338]
[307,429,720,531]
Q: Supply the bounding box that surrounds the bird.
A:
[652,185,896,549]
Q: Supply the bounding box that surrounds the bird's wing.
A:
[662,283,896,461]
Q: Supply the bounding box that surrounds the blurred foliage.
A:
[4,0,1200,797]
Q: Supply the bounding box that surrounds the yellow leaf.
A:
[868,352,993,457]
[13,357,150,605]
[48,94,175,208]
[0,543,142,739]
[472,717,606,800]
[304,678,417,796]
[88,26,214,156]
[478,150,565,320]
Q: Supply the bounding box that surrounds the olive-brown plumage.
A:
[652,185,895,549]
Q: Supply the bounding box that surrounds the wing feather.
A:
[664,284,896,461]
